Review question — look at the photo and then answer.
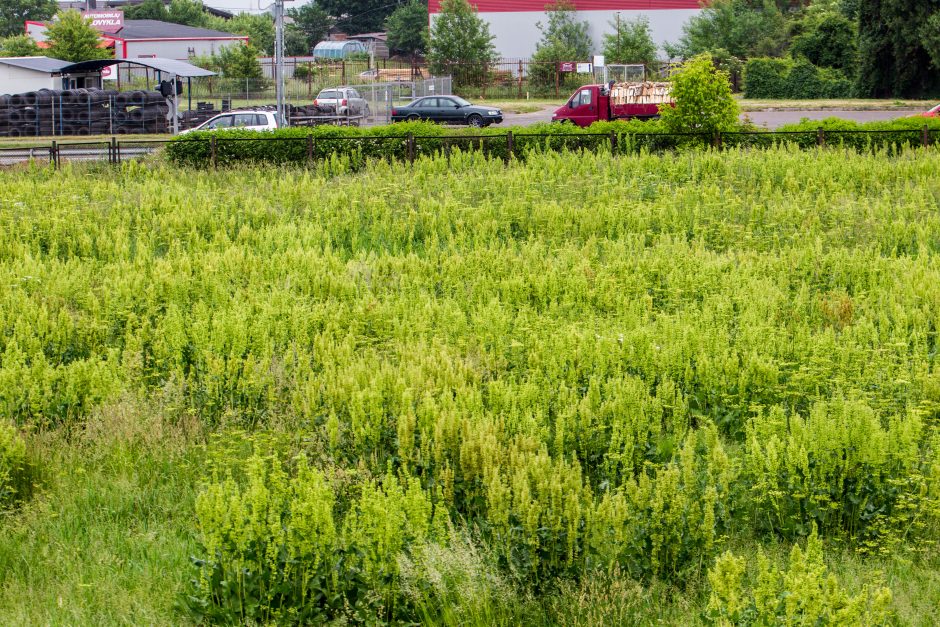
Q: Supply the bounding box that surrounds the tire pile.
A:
[0,88,170,137]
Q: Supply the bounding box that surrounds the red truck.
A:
[551,81,673,127]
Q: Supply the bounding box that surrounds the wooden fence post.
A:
[923,125,930,148]
[610,130,617,155]
[110,136,118,165]
[210,135,217,168]
[407,133,415,163]
[817,127,826,147]
[307,134,314,164]
[50,140,57,169]
[506,130,514,161]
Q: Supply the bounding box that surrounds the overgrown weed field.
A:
[0,147,939,624]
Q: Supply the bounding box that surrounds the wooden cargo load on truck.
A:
[609,81,672,106]
[607,81,673,120]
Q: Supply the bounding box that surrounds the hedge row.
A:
[744,57,855,99]
[164,117,940,168]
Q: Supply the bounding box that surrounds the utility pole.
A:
[274,0,286,125]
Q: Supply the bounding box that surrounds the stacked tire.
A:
[0,89,169,137]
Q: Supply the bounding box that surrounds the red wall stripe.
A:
[428,1,703,12]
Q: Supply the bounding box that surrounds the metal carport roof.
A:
[0,56,71,73]
[61,57,216,77]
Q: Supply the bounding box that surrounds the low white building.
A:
[26,18,248,61]
[0,57,69,94]
[428,0,702,60]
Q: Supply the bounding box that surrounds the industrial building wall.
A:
[117,38,244,60]
[430,8,701,60]
[0,65,58,95]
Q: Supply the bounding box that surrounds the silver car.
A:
[313,87,371,117]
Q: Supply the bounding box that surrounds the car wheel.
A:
[407,114,420,122]
[468,114,484,128]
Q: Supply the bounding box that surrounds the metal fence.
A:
[3,127,936,169]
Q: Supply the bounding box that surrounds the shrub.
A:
[187,433,447,624]
[743,57,855,99]
[659,53,740,136]
[0,422,34,509]
[744,400,940,553]
[707,529,893,625]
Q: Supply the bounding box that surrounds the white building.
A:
[26,19,248,60]
[0,57,69,94]
[428,0,702,60]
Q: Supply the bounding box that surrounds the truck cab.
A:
[552,85,607,127]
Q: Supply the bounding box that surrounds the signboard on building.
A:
[85,10,124,34]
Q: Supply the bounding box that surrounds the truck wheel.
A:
[468,114,484,128]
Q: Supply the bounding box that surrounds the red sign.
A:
[84,10,124,34]
[558,62,576,73]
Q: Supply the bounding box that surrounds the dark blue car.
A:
[391,96,503,127]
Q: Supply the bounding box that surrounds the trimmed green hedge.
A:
[164,117,940,168]
[164,120,713,168]
[744,57,855,99]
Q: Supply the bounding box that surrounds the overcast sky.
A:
[202,0,317,13]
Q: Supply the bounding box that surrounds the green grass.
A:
[1,149,940,623]
[0,404,200,624]
[737,96,936,111]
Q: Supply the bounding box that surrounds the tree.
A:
[668,0,787,60]
[385,0,427,58]
[1,0,56,38]
[216,42,264,80]
[659,53,739,135]
[427,0,497,86]
[529,1,592,87]
[166,0,209,28]
[284,24,309,57]
[0,34,41,57]
[857,0,940,98]
[318,0,393,35]
[790,12,856,71]
[219,13,275,56]
[45,10,111,62]
[124,0,169,21]
[288,3,331,54]
[602,15,657,65]
[923,12,940,72]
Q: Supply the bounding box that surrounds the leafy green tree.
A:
[318,0,392,35]
[659,53,739,135]
[206,13,275,55]
[0,0,56,38]
[45,10,111,62]
[284,24,310,57]
[529,1,592,87]
[427,0,497,87]
[288,3,331,54]
[602,15,657,65]
[124,0,169,21]
[857,0,940,98]
[790,12,856,71]
[923,12,940,71]
[166,0,209,27]
[668,0,787,60]
[385,0,427,58]
[216,42,264,80]
[0,34,41,57]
